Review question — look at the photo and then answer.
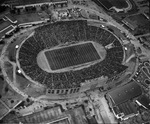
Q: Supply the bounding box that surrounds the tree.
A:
[17,9,20,14]
[5,87,8,92]
[0,40,5,45]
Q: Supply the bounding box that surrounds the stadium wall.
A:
[46,76,107,98]
[18,19,49,28]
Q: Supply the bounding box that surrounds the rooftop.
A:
[107,81,142,105]
[0,25,14,39]
[3,0,67,6]
[117,101,138,116]
[5,14,17,23]
[8,106,88,124]
[92,0,113,10]
[0,18,11,32]
[10,106,62,123]
[137,95,150,109]
[113,101,138,120]
[0,18,15,39]
[0,101,9,120]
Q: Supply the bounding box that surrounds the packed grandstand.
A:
[17,20,127,90]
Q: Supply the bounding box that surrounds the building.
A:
[8,106,63,123]
[2,0,68,28]
[0,101,9,120]
[17,12,50,28]
[91,0,113,10]
[7,106,89,124]
[0,18,16,41]
[3,0,68,8]
[106,81,142,120]
[4,14,17,24]
[143,11,149,20]
[122,18,138,30]
[136,95,150,110]
[112,101,138,120]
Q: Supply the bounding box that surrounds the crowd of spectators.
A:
[18,20,127,91]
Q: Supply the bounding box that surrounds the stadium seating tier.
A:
[18,20,127,89]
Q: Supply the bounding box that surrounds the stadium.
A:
[15,19,127,96]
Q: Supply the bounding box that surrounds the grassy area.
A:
[0,78,5,95]
[7,42,17,62]
[128,14,149,25]
[109,0,128,9]
[13,12,49,24]
[16,73,31,91]
[124,43,135,61]
[16,13,41,24]
[5,65,14,82]
[23,84,45,98]
[0,102,9,119]
[126,14,150,35]
[0,81,23,109]
[0,20,11,31]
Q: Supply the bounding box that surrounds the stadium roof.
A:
[107,81,142,106]
[3,0,67,7]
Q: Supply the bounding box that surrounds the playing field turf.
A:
[45,42,101,70]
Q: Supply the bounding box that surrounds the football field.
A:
[45,42,101,70]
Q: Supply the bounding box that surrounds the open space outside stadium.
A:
[91,0,129,10]
[17,20,127,90]
[108,0,129,9]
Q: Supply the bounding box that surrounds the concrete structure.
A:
[106,81,142,120]
[91,0,113,10]
[122,18,137,30]
[0,18,16,41]
[3,0,68,8]
[8,106,88,124]
[136,95,150,110]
